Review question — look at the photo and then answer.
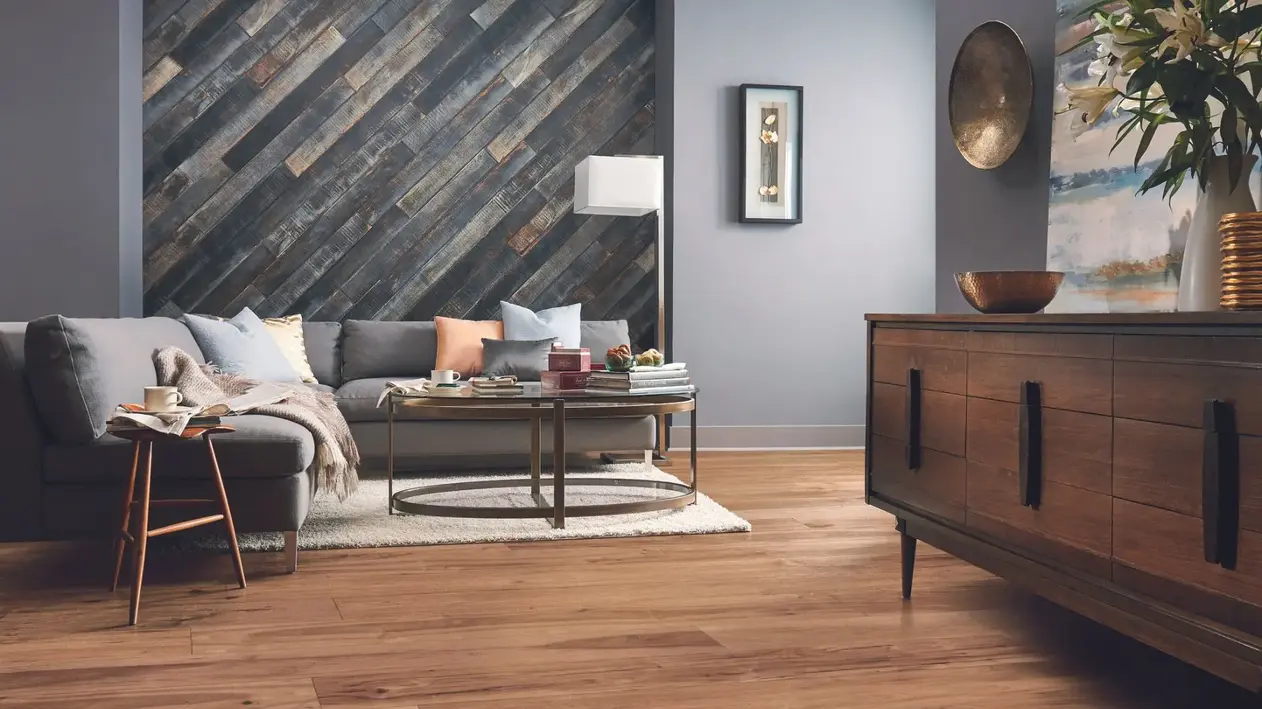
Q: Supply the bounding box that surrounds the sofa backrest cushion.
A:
[302,321,343,387]
[341,320,438,381]
[580,320,632,355]
[24,316,205,445]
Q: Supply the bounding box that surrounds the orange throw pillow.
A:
[434,317,503,376]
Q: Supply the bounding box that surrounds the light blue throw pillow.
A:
[181,308,303,383]
[500,301,581,348]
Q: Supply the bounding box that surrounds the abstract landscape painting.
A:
[1047,0,1260,312]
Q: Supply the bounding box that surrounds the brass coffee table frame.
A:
[386,391,697,529]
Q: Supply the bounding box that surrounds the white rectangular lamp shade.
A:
[574,155,663,216]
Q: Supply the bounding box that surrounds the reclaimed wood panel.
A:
[143,0,658,347]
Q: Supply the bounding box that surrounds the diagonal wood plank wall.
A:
[141,0,657,346]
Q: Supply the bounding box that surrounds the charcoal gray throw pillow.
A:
[481,337,556,380]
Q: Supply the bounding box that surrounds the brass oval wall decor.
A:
[949,21,1034,170]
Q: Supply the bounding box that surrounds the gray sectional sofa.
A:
[0,317,653,564]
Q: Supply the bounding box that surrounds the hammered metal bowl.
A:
[949,21,1034,170]
[955,271,1064,314]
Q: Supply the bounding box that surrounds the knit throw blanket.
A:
[153,347,360,500]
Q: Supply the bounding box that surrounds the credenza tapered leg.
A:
[897,518,916,600]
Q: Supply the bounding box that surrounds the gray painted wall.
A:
[936,0,1057,313]
[664,0,936,449]
[0,0,142,321]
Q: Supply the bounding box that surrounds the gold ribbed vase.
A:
[1219,212,1262,310]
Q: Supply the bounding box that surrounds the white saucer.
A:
[133,405,197,414]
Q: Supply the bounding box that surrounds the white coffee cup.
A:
[430,369,462,385]
[143,386,183,412]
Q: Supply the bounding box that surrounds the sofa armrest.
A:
[0,324,45,540]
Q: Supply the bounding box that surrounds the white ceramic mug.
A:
[431,369,462,385]
[143,386,183,412]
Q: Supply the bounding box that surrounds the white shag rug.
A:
[181,463,750,552]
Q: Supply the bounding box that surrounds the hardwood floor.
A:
[0,450,1255,708]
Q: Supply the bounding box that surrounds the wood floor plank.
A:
[0,452,1256,708]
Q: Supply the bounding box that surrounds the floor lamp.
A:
[573,155,669,456]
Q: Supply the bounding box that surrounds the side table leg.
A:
[111,441,141,592]
[387,393,395,515]
[690,393,698,497]
[530,404,541,499]
[206,434,246,590]
[129,442,154,626]
[553,399,565,529]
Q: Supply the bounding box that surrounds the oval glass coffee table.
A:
[385,385,697,529]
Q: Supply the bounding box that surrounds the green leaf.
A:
[1215,72,1262,136]
[1060,26,1109,56]
[1074,0,1119,19]
[1223,104,1240,144]
[1215,4,1262,39]
[1228,136,1245,193]
[1111,114,1144,155]
[1126,61,1160,97]
[1135,115,1167,170]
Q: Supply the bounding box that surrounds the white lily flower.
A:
[1149,1,1225,62]
[1065,84,1120,125]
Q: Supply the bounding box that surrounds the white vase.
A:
[1177,154,1258,312]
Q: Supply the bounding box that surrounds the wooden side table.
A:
[109,425,246,625]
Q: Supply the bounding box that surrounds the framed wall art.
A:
[739,84,803,224]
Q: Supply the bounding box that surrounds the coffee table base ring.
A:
[391,477,696,520]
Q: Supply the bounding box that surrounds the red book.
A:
[547,347,591,372]
[541,370,591,390]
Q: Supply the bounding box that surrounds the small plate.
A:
[132,405,198,415]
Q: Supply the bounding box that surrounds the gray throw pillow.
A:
[501,301,581,348]
[182,308,303,383]
[481,337,556,380]
[580,320,631,355]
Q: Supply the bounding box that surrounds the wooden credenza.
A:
[866,313,1262,691]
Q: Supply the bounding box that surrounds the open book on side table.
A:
[108,383,291,437]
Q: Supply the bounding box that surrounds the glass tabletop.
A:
[391,382,697,404]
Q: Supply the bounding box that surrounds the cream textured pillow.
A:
[262,314,317,383]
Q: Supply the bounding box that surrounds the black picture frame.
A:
[738,83,804,224]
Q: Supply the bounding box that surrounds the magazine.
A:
[108,383,291,436]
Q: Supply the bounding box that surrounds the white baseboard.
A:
[669,425,864,450]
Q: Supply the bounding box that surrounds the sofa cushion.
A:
[334,378,396,422]
[501,301,581,348]
[262,314,317,383]
[43,414,314,483]
[580,320,631,355]
[342,320,438,381]
[481,337,555,380]
[435,317,502,377]
[302,321,342,386]
[182,309,303,383]
[25,316,205,445]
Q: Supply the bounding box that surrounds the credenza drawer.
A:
[1113,418,1262,534]
[966,461,1112,576]
[871,382,966,456]
[1114,499,1262,610]
[967,352,1112,416]
[1114,360,1262,434]
[872,345,967,395]
[965,397,1111,495]
[870,434,966,524]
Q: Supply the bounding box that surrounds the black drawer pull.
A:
[1019,381,1042,509]
[906,368,921,470]
[1203,399,1240,570]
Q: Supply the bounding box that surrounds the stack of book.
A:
[586,365,693,395]
[470,376,523,396]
